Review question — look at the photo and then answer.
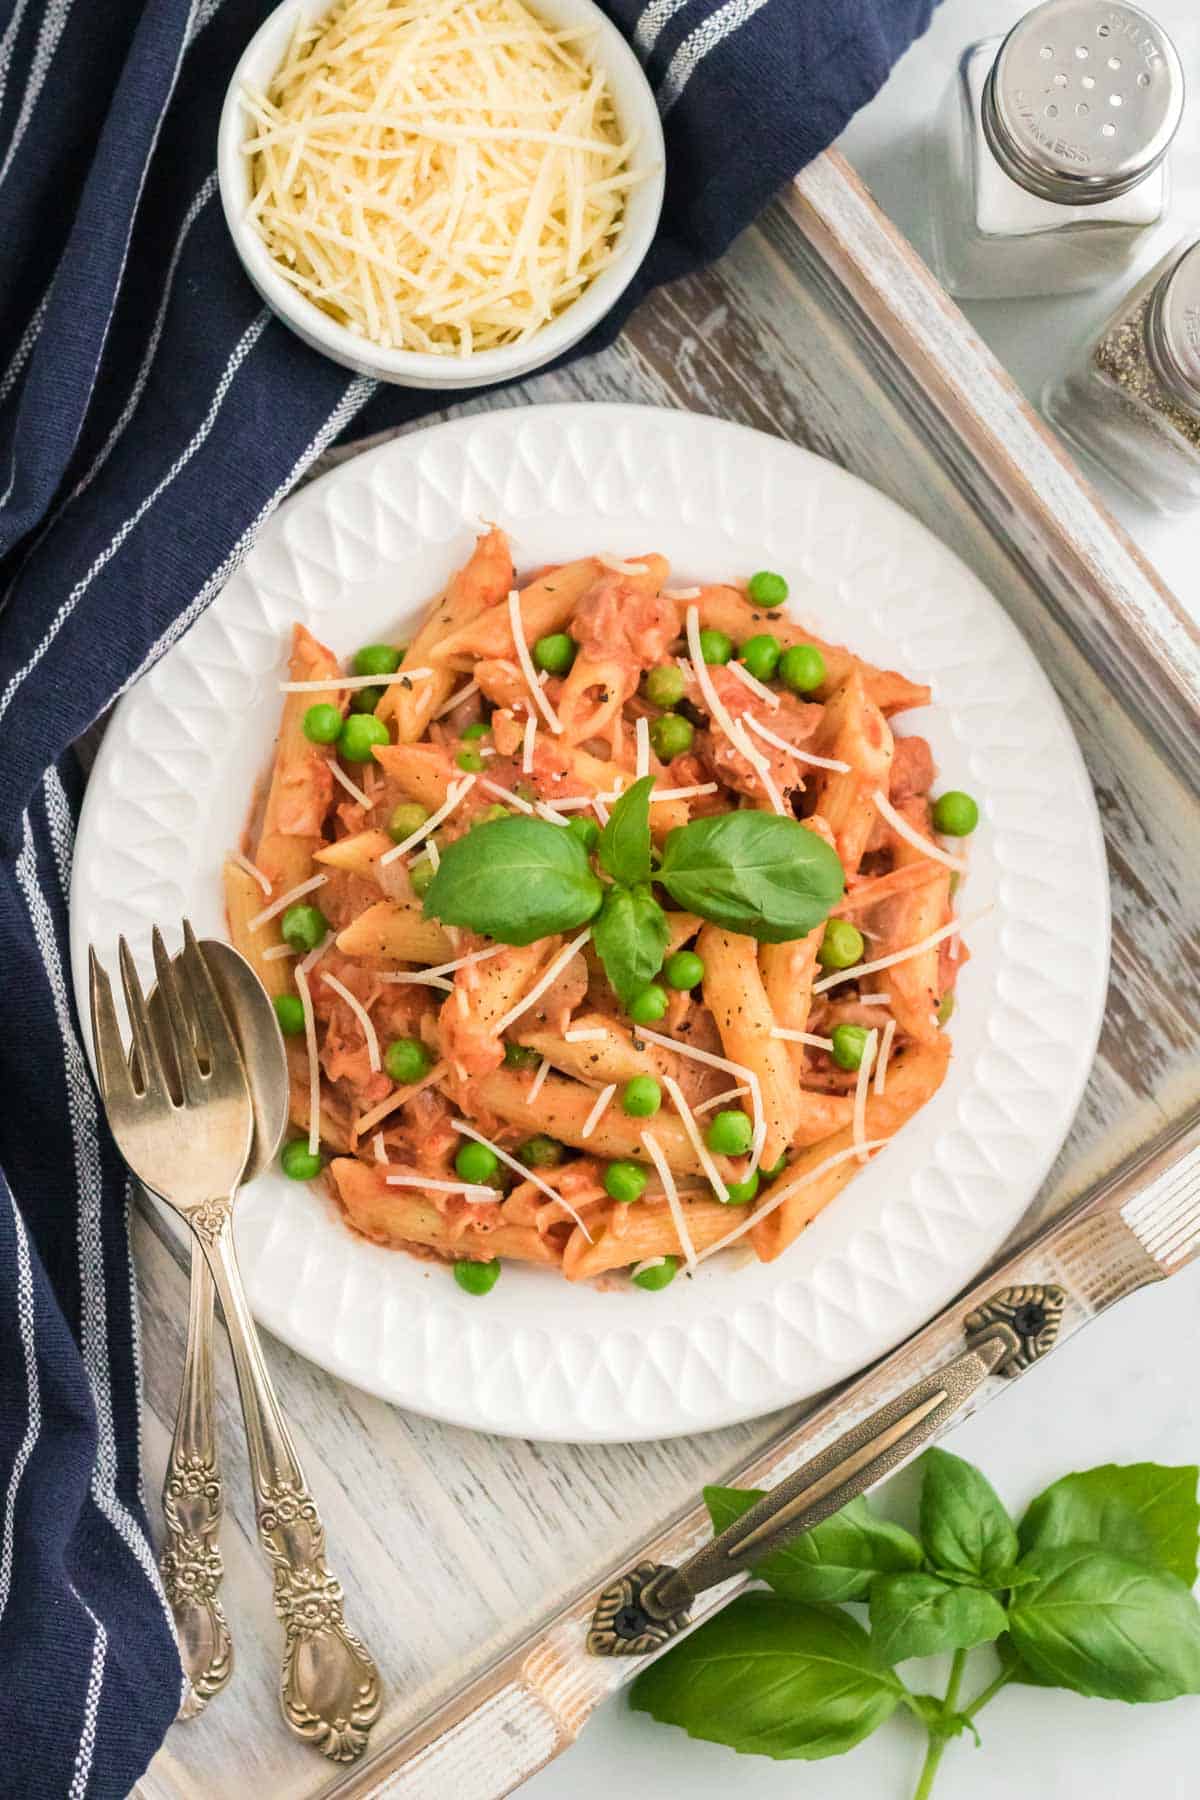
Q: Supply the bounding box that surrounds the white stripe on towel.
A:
[658,0,774,113]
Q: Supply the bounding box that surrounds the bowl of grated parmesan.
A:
[217,0,665,388]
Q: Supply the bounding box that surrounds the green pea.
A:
[629,984,668,1026]
[533,632,576,675]
[831,1024,869,1072]
[384,1037,431,1085]
[504,1042,540,1070]
[456,749,484,772]
[621,1076,662,1118]
[302,703,342,745]
[721,1169,760,1205]
[461,721,489,740]
[632,1255,677,1291]
[817,919,864,970]
[663,949,704,991]
[650,713,694,761]
[643,664,686,709]
[454,1259,500,1296]
[409,857,435,898]
[763,1152,788,1180]
[748,570,789,606]
[604,1160,648,1204]
[739,633,782,682]
[478,803,510,824]
[273,994,305,1037]
[706,1110,754,1156]
[455,1141,500,1184]
[280,903,328,953]
[518,1134,564,1167]
[349,685,384,714]
[779,643,827,693]
[937,992,956,1027]
[387,801,429,844]
[353,643,402,677]
[338,713,389,763]
[932,790,979,837]
[566,815,599,851]
[281,1139,323,1180]
[698,628,733,666]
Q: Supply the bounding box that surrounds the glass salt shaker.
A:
[1043,237,1200,512]
[928,0,1184,300]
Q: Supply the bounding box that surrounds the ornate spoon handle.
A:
[160,1243,233,1716]
[191,1199,382,1761]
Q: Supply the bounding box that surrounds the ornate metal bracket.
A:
[586,1279,1069,1655]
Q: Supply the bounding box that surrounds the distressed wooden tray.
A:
[133,150,1200,1800]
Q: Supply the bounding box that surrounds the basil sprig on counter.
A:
[632,1452,1200,1798]
[423,778,845,1001]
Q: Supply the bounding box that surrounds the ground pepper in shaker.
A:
[928,0,1185,300]
[1044,238,1200,512]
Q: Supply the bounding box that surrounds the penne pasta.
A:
[256,623,342,892]
[804,669,894,877]
[378,527,514,741]
[562,1196,738,1281]
[330,1158,559,1263]
[224,861,291,998]
[467,1067,721,1176]
[335,900,454,964]
[697,924,803,1169]
[430,558,601,665]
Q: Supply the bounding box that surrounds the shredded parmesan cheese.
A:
[684,606,786,815]
[321,972,381,1073]
[451,1119,592,1240]
[581,1082,617,1139]
[591,794,610,825]
[385,1173,496,1198]
[372,1132,388,1164]
[662,1074,728,1202]
[634,715,650,780]
[694,1139,892,1264]
[377,970,455,991]
[743,712,852,772]
[509,590,562,733]
[874,1019,897,1095]
[770,1028,836,1050]
[294,959,322,1157]
[859,993,892,1006]
[693,1084,750,1114]
[480,776,534,815]
[662,585,701,601]
[528,1056,551,1102]
[244,0,641,357]
[564,1026,607,1042]
[633,1024,766,1175]
[598,556,649,575]
[355,1060,447,1136]
[522,713,538,774]
[852,1029,879,1163]
[249,871,328,931]
[640,1128,697,1269]
[261,943,297,962]
[493,929,592,1034]
[425,838,441,871]
[230,850,272,895]
[727,660,781,709]
[648,783,719,803]
[380,775,475,864]
[813,909,985,995]
[871,789,968,873]
[329,760,372,809]
[631,1256,666,1277]
[432,678,480,719]
[279,670,433,693]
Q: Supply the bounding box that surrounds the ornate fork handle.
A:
[160,1244,233,1716]
[191,1198,381,1761]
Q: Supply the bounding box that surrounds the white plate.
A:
[70,403,1110,1443]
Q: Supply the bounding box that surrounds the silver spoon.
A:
[152,939,288,1716]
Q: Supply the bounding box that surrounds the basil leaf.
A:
[591,883,669,1008]
[1019,1463,1200,1587]
[869,1572,1007,1665]
[919,1449,1020,1584]
[1007,1546,1200,1701]
[597,775,654,887]
[630,1591,902,1760]
[705,1486,922,1604]
[423,815,603,945]
[658,813,844,943]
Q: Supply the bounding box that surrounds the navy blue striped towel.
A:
[0,0,932,1792]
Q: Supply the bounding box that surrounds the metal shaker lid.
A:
[981,0,1185,205]
[1145,239,1200,415]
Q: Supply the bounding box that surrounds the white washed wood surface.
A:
[135,153,1200,1800]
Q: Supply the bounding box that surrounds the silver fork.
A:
[90,922,381,1762]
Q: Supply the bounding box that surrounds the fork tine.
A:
[88,948,136,1108]
[149,926,187,1103]
[118,938,172,1101]
[179,920,243,1075]
[150,926,204,1106]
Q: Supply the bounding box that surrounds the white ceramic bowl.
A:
[217,0,665,390]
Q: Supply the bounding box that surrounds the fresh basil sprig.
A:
[423,782,845,1005]
[631,1453,1200,1798]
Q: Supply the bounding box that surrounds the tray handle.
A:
[586,1284,1065,1655]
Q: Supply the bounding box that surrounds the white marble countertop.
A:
[531,2,1200,1792]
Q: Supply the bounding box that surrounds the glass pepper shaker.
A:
[1043,238,1200,512]
[928,0,1185,300]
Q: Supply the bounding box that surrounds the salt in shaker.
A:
[928,0,1184,300]
[1043,237,1200,512]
